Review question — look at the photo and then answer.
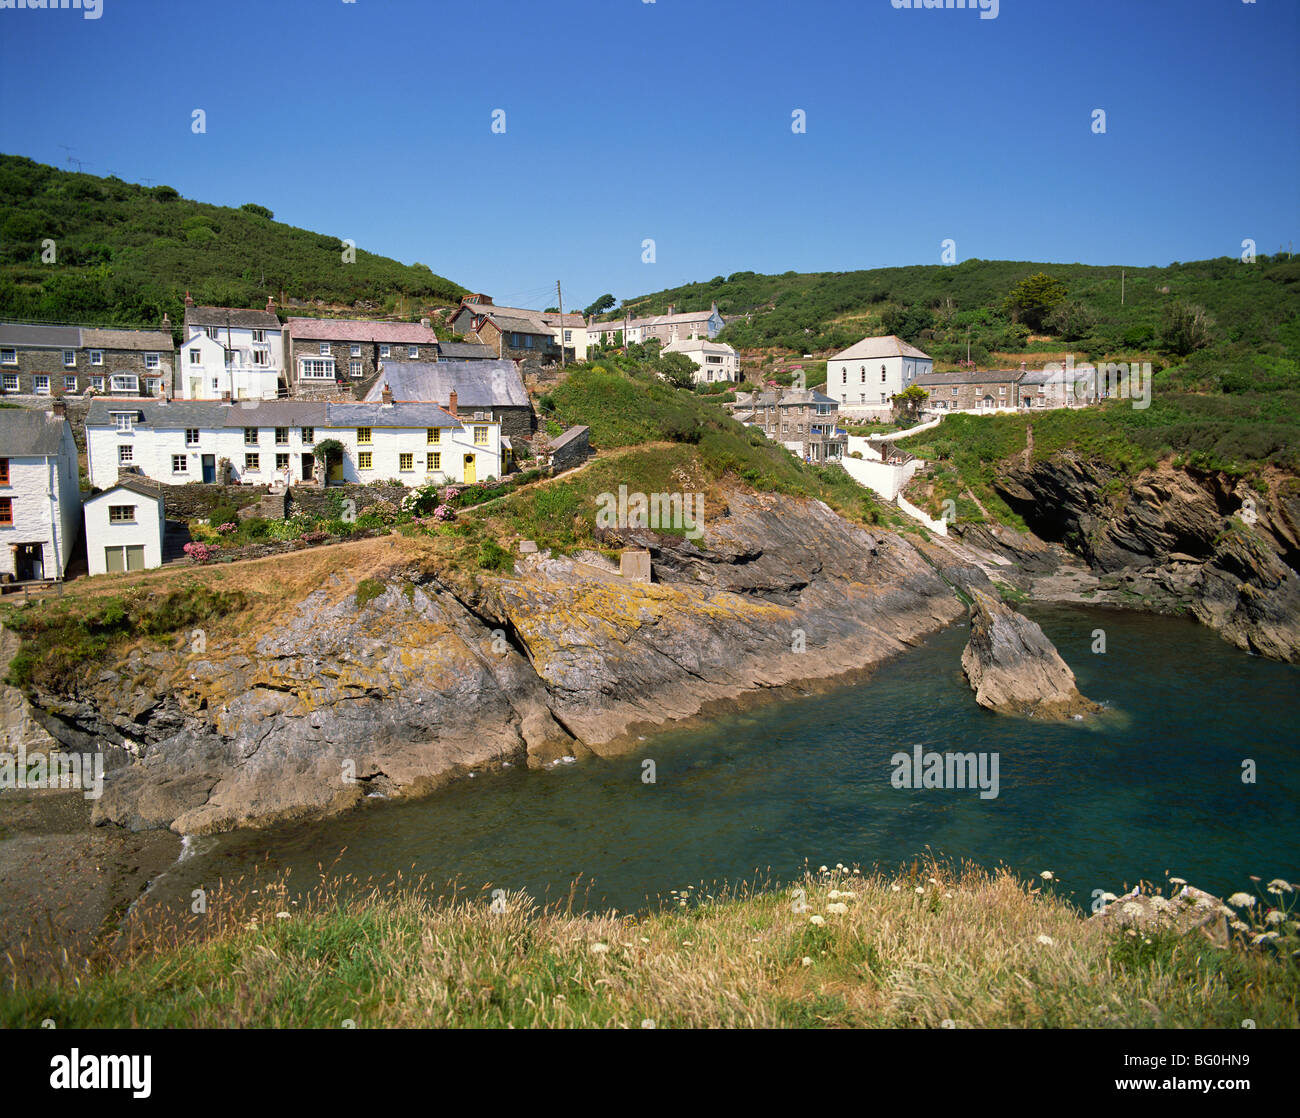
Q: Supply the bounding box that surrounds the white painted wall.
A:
[0,422,80,581]
[179,325,283,400]
[84,489,164,576]
[828,354,933,413]
[839,455,925,502]
[329,421,501,485]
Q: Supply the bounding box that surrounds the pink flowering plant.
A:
[182,541,214,564]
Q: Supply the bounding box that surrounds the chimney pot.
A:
[448,389,458,417]
[381,384,393,405]
[266,295,276,313]
[51,399,67,419]
[184,290,194,307]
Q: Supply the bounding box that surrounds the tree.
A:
[891,384,930,425]
[240,202,274,219]
[1003,272,1067,331]
[1161,302,1213,356]
[584,293,616,317]
[880,303,935,342]
[1046,299,1097,341]
[657,351,698,389]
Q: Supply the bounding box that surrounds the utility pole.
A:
[556,280,566,368]
[1121,269,1125,306]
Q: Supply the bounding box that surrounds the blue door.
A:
[201,455,216,483]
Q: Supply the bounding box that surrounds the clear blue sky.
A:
[1,0,1296,312]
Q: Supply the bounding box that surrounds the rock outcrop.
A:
[960,589,1101,719]
[994,456,1300,662]
[26,492,964,835]
[1094,885,1231,949]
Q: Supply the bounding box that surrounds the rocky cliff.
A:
[993,456,1300,662]
[25,492,966,835]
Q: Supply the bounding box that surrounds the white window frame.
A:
[350,344,361,357]
[90,375,105,391]
[0,349,16,366]
[33,374,50,395]
[300,359,334,379]
[90,350,103,366]
[110,373,139,394]
[117,445,133,464]
[349,360,362,378]
[380,345,390,358]
[63,375,77,392]
[2,373,18,391]
[63,350,76,368]
[319,343,331,356]
[172,455,188,474]
[144,352,160,370]
[108,504,136,523]
[112,411,135,432]
[185,428,200,446]
[407,346,418,358]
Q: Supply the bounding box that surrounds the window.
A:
[407,346,418,358]
[33,375,50,395]
[841,369,846,384]
[63,350,76,367]
[112,411,134,432]
[252,349,268,366]
[999,385,1007,395]
[275,427,289,445]
[380,345,390,358]
[63,376,77,392]
[0,497,10,525]
[881,370,887,382]
[0,349,15,366]
[2,374,16,392]
[427,451,441,471]
[0,459,8,485]
[190,349,202,365]
[89,375,104,391]
[301,427,314,445]
[118,445,133,465]
[319,343,331,356]
[251,329,265,344]
[172,455,188,474]
[244,453,260,471]
[109,504,135,523]
[185,428,200,446]
[349,361,362,378]
[90,350,103,366]
[952,387,958,395]
[301,359,333,379]
[211,378,220,391]
[880,393,888,404]
[144,352,160,370]
[427,427,440,444]
[206,326,219,340]
[357,451,372,470]
[563,330,572,343]
[275,453,289,472]
[110,374,138,393]
[473,426,489,446]
[244,427,258,445]
[357,427,372,444]
[399,453,414,471]
[350,344,361,357]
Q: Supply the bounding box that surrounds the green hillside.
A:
[614,256,1300,369]
[0,155,466,331]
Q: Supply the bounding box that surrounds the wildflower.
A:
[827,903,848,915]
[1227,893,1257,908]
[1230,920,1250,933]
[1251,932,1280,946]
[275,911,290,919]
[1036,935,1054,946]
[1168,876,1186,886]
[1040,871,1054,881]
[640,937,649,944]
[1265,910,1286,925]
[809,915,825,926]
[590,943,609,955]
[890,884,901,893]
[818,865,828,873]
[1125,928,1137,937]
[914,887,924,895]
[801,957,812,967]
[1267,879,1294,894]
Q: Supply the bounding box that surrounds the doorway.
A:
[463,454,476,484]
[15,543,44,581]
[301,454,314,482]
[201,455,216,484]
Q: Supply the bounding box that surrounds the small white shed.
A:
[84,478,165,576]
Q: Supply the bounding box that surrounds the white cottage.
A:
[826,335,933,415]
[661,337,740,384]
[0,404,81,582]
[84,478,165,576]
[177,297,284,400]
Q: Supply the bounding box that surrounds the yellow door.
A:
[328,459,344,482]
[463,454,476,484]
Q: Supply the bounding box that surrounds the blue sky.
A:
[1,0,1296,312]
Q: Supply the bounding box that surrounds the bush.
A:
[476,538,514,572]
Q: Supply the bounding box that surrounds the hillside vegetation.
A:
[3,860,1294,1028]
[0,155,465,330]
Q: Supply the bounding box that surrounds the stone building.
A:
[360,359,532,442]
[284,317,440,397]
[0,321,175,398]
[912,369,1021,413]
[728,388,846,463]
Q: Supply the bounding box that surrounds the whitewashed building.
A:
[84,478,165,576]
[178,296,284,400]
[0,404,80,582]
[661,338,740,384]
[826,335,933,415]
[85,397,501,490]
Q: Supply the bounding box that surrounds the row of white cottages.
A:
[1,395,505,584]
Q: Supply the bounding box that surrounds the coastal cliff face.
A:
[25,492,964,835]
[993,456,1300,662]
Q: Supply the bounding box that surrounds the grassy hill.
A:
[0,155,466,331]
[613,256,1300,371]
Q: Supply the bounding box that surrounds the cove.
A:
[139,603,1299,920]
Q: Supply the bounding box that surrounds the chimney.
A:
[266,295,276,313]
[381,384,393,405]
[1020,361,1027,374]
[51,398,66,419]
[447,389,458,417]
[184,290,194,307]
[161,311,171,329]
[420,317,431,329]
[667,304,675,317]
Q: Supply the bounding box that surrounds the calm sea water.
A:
[144,604,1299,917]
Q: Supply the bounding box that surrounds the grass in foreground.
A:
[3,861,1294,1028]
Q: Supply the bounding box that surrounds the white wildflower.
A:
[827,903,848,915]
[1040,871,1054,881]
[590,943,609,955]
[809,915,825,926]
[1267,879,1293,894]
[801,957,812,967]
[1227,893,1256,908]
[1036,935,1054,946]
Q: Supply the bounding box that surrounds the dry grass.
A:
[3,859,1294,1029]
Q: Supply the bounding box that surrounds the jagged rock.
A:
[960,589,1101,719]
[1094,885,1231,949]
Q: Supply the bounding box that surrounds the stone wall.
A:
[549,425,590,473]
[287,483,408,520]
[1,347,171,396]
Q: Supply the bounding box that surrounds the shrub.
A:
[476,538,514,572]
[182,541,214,564]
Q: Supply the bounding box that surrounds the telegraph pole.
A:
[1121,269,1125,306]
[556,280,567,368]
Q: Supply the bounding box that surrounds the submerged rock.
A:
[960,589,1101,719]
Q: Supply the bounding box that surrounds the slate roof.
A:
[79,328,175,352]
[662,338,736,356]
[913,369,1021,386]
[364,361,529,408]
[0,408,69,456]
[184,305,282,331]
[87,477,164,504]
[0,323,83,349]
[484,313,552,337]
[831,335,932,362]
[435,341,497,360]
[327,402,463,428]
[285,318,438,344]
[549,425,589,451]
[86,399,327,429]
[731,389,838,408]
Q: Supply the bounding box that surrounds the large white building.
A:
[85,396,502,490]
[84,478,165,576]
[826,335,933,415]
[0,404,80,582]
[177,297,284,401]
[661,338,740,384]
[588,303,725,348]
